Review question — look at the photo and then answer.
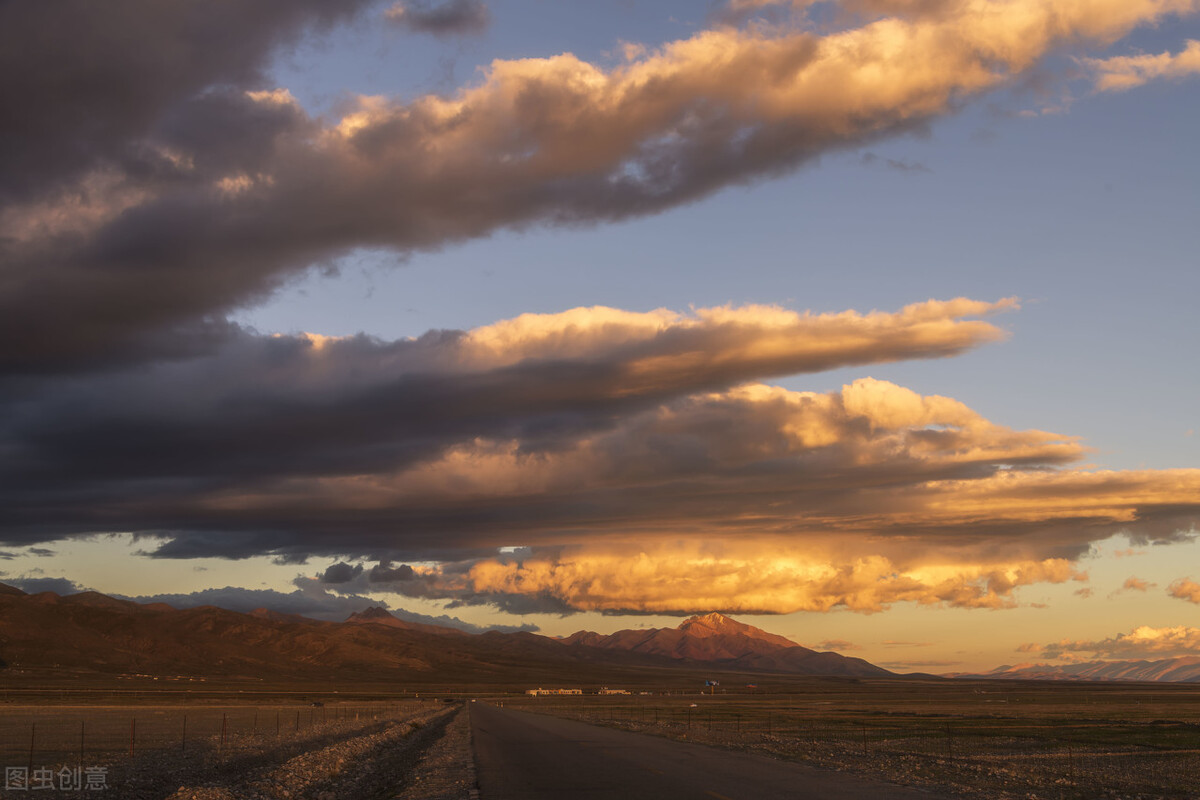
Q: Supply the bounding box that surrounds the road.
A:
[470,702,957,800]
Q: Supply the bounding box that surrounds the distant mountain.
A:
[562,612,891,677]
[344,606,468,637]
[0,585,891,683]
[956,657,1200,683]
[0,583,672,684]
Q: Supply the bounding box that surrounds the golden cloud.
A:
[400,546,1085,614]
[1168,577,1200,603]
[1024,624,1200,659]
[1084,39,1200,91]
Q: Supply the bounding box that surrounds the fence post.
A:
[28,722,35,777]
[129,718,136,759]
[80,720,85,768]
[181,715,187,753]
[276,712,280,738]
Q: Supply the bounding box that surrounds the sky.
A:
[1,0,1198,674]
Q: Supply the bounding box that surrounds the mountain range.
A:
[958,657,1200,683]
[0,583,885,684]
[562,612,890,677]
[7,583,1193,684]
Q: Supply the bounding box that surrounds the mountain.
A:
[562,612,891,677]
[0,585,891,683]
[344,606,468,637]
[957,656,1200,683]
[0,584,672,684]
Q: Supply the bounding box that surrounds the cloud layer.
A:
[3,0,1197,372]
[3,2,1200,618]
[1022,624,1200,660]
[3,296,1200,614]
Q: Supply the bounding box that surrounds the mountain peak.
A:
[349,606,394,621]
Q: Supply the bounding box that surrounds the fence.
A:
[0,701,421,779]
[513,697,1200,797]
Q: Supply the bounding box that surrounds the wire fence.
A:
[0,701,427,794]
[513,697,1200,797]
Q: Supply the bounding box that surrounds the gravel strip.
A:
[164,706,455,800]
[393,704,473,800]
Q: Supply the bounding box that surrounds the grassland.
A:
[505,677,1200,799]
[4,676,1200,798]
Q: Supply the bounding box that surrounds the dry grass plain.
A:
[506,678,1200,799]
[4,677,1200,798]
[0,693,457,798]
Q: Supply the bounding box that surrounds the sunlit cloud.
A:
[1022,624,1200,660]
[394,549,1086,615]
[1167,577,1200,603]
[4,0,1197,371]
[1083,39,1200,92]
[3,293,1199,615]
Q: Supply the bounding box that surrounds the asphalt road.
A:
[470,702,956,800]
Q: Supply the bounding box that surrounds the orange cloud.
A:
[1025,624,1200,660]
[398,546,1085,614]
[1168,577,1200,603]
[1083,39,1200,91]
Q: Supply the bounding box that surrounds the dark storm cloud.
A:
[0,0,368,205]
[370,562,416,582]
[386,0,491,36]
[319,562,365,584]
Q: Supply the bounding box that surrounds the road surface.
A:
[470,702,957,800]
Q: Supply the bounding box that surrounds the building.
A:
[525,687,583,696]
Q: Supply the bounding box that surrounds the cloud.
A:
[1167,577,1200,603]
[1083,39,1200,92]
[1122,576,1155,592]
[0,294,1197,614]
[815,638,862,651]
[379,547,1089,615]
[0,298,1018,553]
[3,0,1197,372]
[860,151,933,173]
[117,582,380,622]
[0,0,369,207]
[386,0,490,36]
[880,659,961,669]
[5,576,88,595]
[1107,575,1156,597]
[319,562,364,584]
[370,562,416,582]
[1023,624,1200,660]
